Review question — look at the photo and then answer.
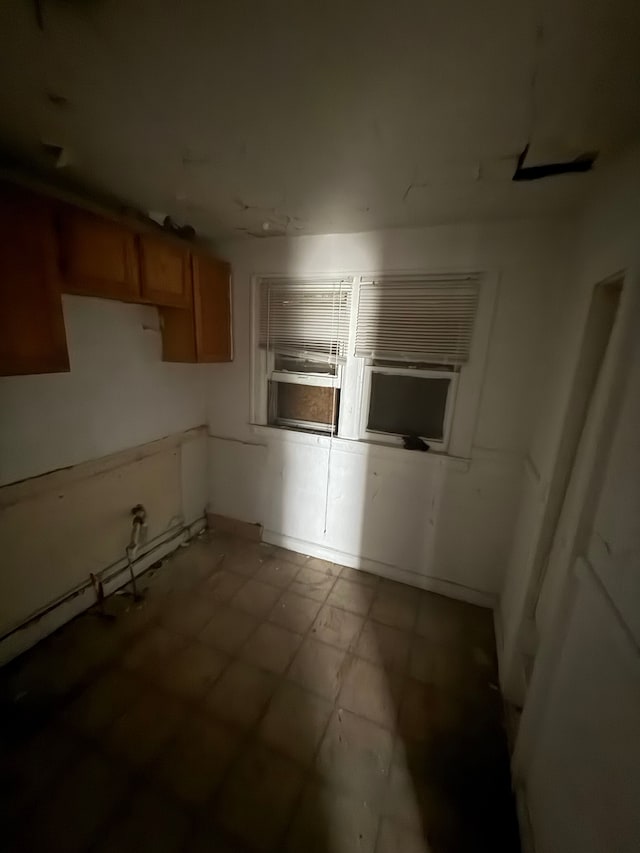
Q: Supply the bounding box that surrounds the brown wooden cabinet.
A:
[160,254,232,363]
[0,180,233,375]
[57,207,140,301]
[192,254,232,362]
[138,233,190,308]
[0,185,69,376]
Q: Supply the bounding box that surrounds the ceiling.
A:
[0,0,639,240]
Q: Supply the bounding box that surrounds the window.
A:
[269,381,339,432]
[361,365,457,448]
[254,272,482,453]
[355,275,478,449]
[268,353,341,433]
[257,278,352,434]
[355,276,479,364]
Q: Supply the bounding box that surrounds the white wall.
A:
[500,148,640,691]
[208,220,573,602]
[504,146,640,853]
[525,565,640,853]
[0,295,209,658]
[0,295,207,486]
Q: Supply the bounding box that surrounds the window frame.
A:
[266,350,342,434]
[267,350,342,389]
[359,363,459,451]
[251,270,497,458]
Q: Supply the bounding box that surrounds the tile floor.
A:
[0,532,520,853]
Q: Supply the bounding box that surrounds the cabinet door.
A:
[0,185,69,376]
[139,234,190,307]
[192,254,232,362]
[57,208,140,301]
[159,303,197,363]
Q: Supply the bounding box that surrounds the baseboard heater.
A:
[0,516,206,665]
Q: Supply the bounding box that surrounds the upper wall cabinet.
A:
[57,207,141,301]
[0,180,233,374]
[192,253,232,362]
[160,254,232,363]
[139,234,190,308]
[0,185,69,376]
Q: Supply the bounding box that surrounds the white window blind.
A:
[259,278,353,362]
[355,275,480,364]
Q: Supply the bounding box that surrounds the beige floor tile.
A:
[214,742,305,852]
[289,566,336,602]
[408,635,434,684]
[199,569,246,603]
[230,579,282,617]
[338,656,401,729]
[62,667,140,736]
[239,622,303,675]
[254,557,300,588]
[382,745,460,850]
[327,577,375,615]
[271,546,310,566]
[415,593,466,647]
[258,681,333,765]
[375,817,432,853]
[162,539,224,591]
[355,620,412,673]
[221,547,267,578]
[205,659,277,729]
[15,752,128,853]
[199,603,259,653]
[285,779,379,853]
[122,625,185,673]
[107,691,184,769]
[409,636,488,700]
[160,592,217,637]
[370,582,419,631]
[102,590,165,637]
[2,632,69,702]
[310,603,364,650]
[316,708,394,803]
[156,642,229,699]
[1,724,80,825]
[268,591,322,633]
[34,613,125,684]
[382,749,431,832]
[398,678,459,742]
[287,637,348,701]
[429,641,492,699]
[305,557,341,577]
[152,712,243,805]
[1,534,514,853]
[93,786,191,853]
[339,565,380,588]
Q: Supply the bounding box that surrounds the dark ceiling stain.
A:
[512,144,598,181]
[181,151,210,167]
[41,141,65,160]
[33,0,45,30]
[46,91,70,109]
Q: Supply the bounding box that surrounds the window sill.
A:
[249,424,470,471]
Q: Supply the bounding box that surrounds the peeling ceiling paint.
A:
[0,0,639,240]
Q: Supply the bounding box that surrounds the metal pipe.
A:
[125,505,147,600]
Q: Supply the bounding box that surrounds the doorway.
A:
[530,276,623,638]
